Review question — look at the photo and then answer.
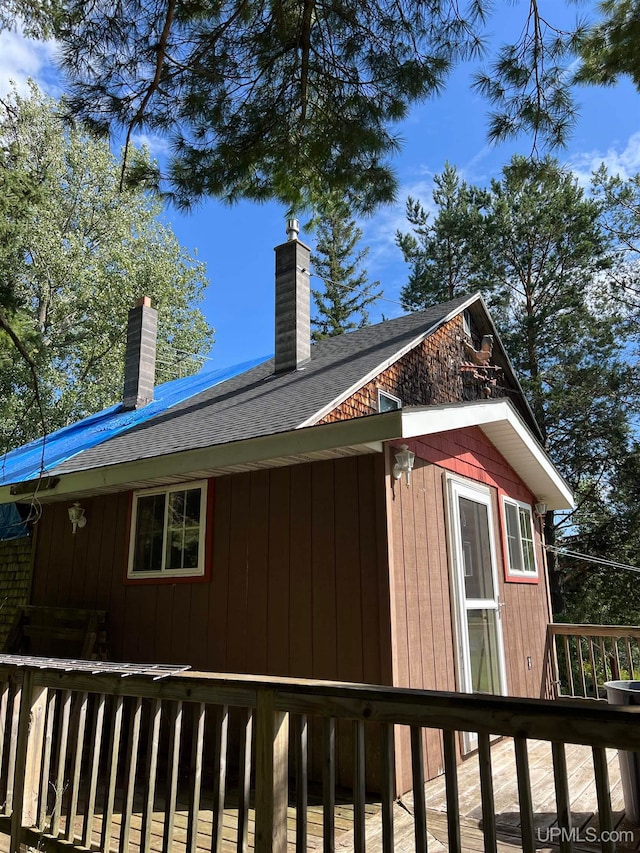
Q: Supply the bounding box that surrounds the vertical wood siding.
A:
[29,429,551,795]
[29,456,391,788]
[30,457,390,682]
[387,428,552,793]
[387,456,456,790]
[389,427,551,697]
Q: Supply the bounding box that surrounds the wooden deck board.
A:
[3,737,639,852]
[396,738,639,853]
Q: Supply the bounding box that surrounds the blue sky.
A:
[1,3,640,369]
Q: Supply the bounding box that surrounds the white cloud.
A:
[0,28,59,97]
[359,157,489,281]
[569,133,640,185]
[360,184,425,262]
[131,132,172,159]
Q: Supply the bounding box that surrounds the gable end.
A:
[319,315,523,425]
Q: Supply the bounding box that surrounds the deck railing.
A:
[548,623,640,699]
[1,655,640,853]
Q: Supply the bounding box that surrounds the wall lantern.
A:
[534,502,548,518]
[393,444,416,487]
[68,502,86,534]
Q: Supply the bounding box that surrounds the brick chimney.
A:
[274,219,311,373]
[122,296,158,409]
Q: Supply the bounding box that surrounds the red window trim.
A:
[499,490,540,585]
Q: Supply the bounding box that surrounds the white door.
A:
[447,478,507,750]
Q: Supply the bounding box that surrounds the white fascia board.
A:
[297,293,483,428]
[0,412,401,505]
[400,399,574,510]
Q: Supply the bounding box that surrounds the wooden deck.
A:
[335,738,640,852]
[8,737,639,852]
[415,739,640,852]
[4,659,640,853]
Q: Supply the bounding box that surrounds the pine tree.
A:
[42,1,591,211]
[561,444,640,626]
[397,155,637,614]
[397,164,493,310]
[310,198,381,340]
[5,2,638,210]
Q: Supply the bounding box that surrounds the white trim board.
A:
[298,292,541,439]
[400,399,574,510]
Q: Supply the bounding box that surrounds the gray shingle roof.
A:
[49,294,481,476]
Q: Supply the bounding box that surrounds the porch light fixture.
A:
[68,502,86,534]
[393,444,415,487]
[534,502,548,518]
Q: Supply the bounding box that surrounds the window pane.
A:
[185,487,201,521]
[467,609,502,694]
[522,540,536,574]
[379,392,400,412]
[519,507,536,573]
[133,493,166,572]
[504,501,522,573]
[165,488,201,571]
[459,497,494,600]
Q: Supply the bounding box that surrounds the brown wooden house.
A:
[0,223,572,794]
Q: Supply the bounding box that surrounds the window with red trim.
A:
[502,496,538,580]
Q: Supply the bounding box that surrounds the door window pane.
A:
[467,609,503,694]
[458,496,495,600]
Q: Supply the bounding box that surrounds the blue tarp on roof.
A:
[0,355,270,488]
[0,504,29,539]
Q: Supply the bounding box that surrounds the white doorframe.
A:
[446,475,507,751]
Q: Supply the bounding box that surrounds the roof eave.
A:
[0,399,572,511]
[400,399,573,510]
[0,412,402,504]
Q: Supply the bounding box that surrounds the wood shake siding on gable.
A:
[319,315,507,423]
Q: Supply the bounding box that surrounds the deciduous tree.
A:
[0,0,66,39]
[0,84,213,448]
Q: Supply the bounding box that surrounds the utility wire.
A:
[546,544,640,575]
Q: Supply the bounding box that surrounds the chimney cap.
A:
[286,219,300,241]
[135,296,152,308]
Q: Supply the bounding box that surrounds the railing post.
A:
[544,625,561,699]
[254,689,289,853]
[9,669,47,851]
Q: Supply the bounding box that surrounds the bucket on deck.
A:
[605,680,640,824]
